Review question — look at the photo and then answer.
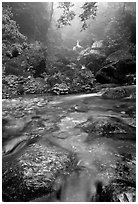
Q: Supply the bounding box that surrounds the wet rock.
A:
[101,151,136,201]
[3,135,29,155]
[117,192,136,202]
[101,182,136,202]
[101,85,136,99]
[2,138,77,202]
[52,131,71,139]
[2,116,34,156]
[122,118,136,127]
[91,83,118,93]
[2,116,32,141]
[42,121,59,132]
[78,116,135,141]
[69,105,90,113]
[113,103,136,119]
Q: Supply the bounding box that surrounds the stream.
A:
[2,92,136,201]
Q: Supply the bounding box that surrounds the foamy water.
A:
[49,92,102,105]
[60,92,103,102]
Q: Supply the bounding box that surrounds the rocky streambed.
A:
[2,85,136,202]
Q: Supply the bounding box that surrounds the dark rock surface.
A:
[103,49,135,65]
[3,138,77,202]
[79,52,106,74]
[95,59,136,85]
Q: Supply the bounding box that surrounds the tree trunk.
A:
[45,2,54,44]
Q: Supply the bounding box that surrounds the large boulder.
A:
[95,59,136,85]
[86,54,106,74]
[115,59,136,75]
[77,114,135,142]
[95,64,118,84]
[101,85,136,100]
[103,49,135,65]
[3,137,77,202]
[78,44,106,74]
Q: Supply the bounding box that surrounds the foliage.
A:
[3,42,47,78]
[2,2,136,98]
[26,43,47,78]
[79,2,97,30]
[3,2,53,43]
[103,6,135,55]
[2,75,48,99]
[2,6,27,44]
[58,2,136,57]
[57,2,97,30]
[85,2,136,55]
[57,3,76,28]
[103,21,129,54]
[2,5,27,77]
[46,60,95,94]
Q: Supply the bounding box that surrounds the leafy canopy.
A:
[57,2,97,30]
[79,2,97,30]
[57,3,76,28]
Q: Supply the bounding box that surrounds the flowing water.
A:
[2,92,136,201]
